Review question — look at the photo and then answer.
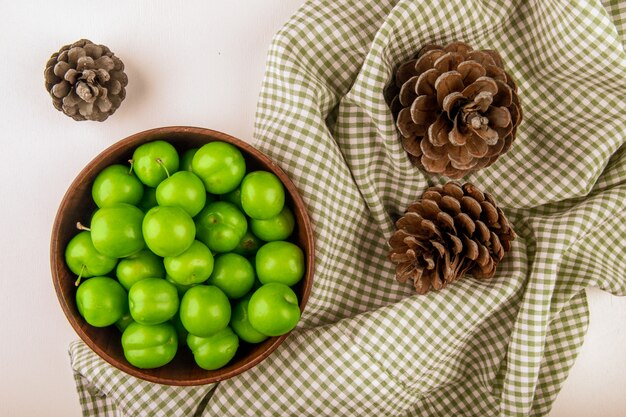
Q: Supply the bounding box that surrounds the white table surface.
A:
[0,1,624,416]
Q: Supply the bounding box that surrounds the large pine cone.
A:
[44,39,128,121]
[385,42,522,179]
[388,182,516,294]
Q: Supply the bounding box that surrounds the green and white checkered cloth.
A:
[69,0,626,415]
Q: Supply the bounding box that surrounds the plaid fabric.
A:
[69,0,626,416]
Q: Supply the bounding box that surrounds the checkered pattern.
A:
[70,0,626,415]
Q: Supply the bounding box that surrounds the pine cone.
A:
[385,42,522,179]
[44,39,128,122]
[388,182,516,294]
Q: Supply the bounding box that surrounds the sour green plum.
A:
[240,171,285,220]
[180,285,230,337]
[164,240,214,286]
[230,297,268,343]
[221,186,242,210]
[171,312,189,346]
[138,187,158,212]
[115,312,135,332]
[122,322,178,369]
[250,206,295,241]
[156,171,206,217]
[143,206,195,257]
[116,249,165,290]
[207,253,255,299]
[191,141,246,194]
[232,231,262,257]
[76,277,127,327]
[166,274,198,296]
[248,283,300,336]
[132,140,179,187]
[256,241,304,286]
[92,164,144,208]
[187,327,239,370]
[90,204,144,258]
[180,148,198,171]
[195,201,247,253]
[128,278,179,325]
[65,231,117,282]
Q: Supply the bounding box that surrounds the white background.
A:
[0,1,624,416]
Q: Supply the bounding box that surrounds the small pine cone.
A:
[385,42,523,179]
[388,182,516,294]
[44,39,128,122]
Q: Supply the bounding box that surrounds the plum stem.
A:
[128,159,134,175]
[75,264,85,286]
[76,222,91,231]
[156,158,170,178]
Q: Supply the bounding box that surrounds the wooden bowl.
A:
[50,126,314,386]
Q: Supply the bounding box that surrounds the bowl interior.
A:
[51,126,314,386]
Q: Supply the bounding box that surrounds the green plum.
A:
[171,312,189,346]
[65,231,117,283]
[92,164,144,208]
[195,201,247,253]
[250,206,295,241]
[138,186,158,212]
[248,283,300,336]
[180,285,231,337]
[187,327,239,371]
[207,253,255,299]
[90,204,144,258]
[128,278,179,325]
[180,148,198,171]
[232,230,263,257]
[132,140,179,187]
[256,241,304,286]
[230,297,268,343]
[122,322,178,369]
[116,249,165,290]
[166,274,198,295]
[221,186,242,210]
[115,311,135,332]
[76,277,127,327]
[143,206,195,257]
[164,240,214,286]
[187,327,239,370]
[156,171,206,217]
[191,141,246,194]
[240,171,285,220]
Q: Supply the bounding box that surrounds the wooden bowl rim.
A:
[50,126,315,386]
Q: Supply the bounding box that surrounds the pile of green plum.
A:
[65,140,305,370]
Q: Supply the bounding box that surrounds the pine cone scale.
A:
[493,80,513,106]
[402,136,424,157]
[457,60,485,84]
[434,52,464,73]
[416,69,438,96]
[415,50,443,75]
[485,106,511,128]
[465,135,489,158]
[410,95,438,125]
[396,59,418,86]
[448,122,468,147]
[400,77,418,106]
[435,71,465,107]
[427,115,450,146]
